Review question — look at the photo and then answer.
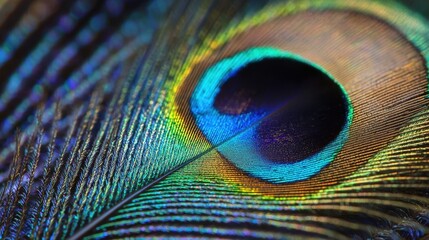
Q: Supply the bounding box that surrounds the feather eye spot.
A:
[191,47,352,183]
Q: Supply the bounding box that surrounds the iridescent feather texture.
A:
[0,0,428,239]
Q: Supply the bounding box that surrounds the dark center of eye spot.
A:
[214,58,349,163]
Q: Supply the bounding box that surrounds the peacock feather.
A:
[0,0,428,239]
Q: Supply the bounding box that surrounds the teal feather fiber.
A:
[0,1,264,238]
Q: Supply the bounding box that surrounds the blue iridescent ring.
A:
[191,47,353,184]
